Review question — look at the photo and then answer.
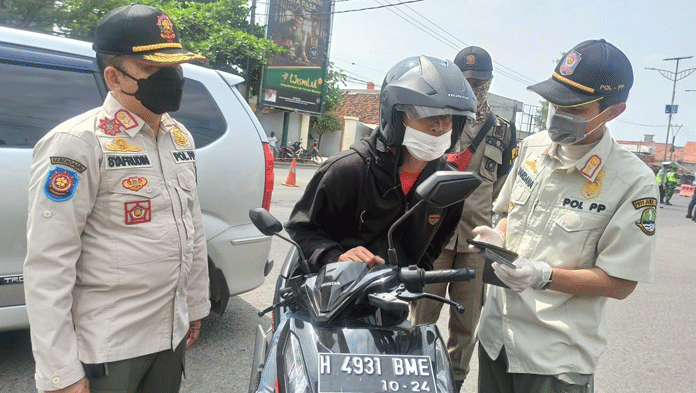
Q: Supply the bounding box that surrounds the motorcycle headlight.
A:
[283,333,311,393]
[433,338,454,392]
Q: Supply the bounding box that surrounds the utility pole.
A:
[646,56,696,161]
[243,0,258,102]
[670,124,682,161]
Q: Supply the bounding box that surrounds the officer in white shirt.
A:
[473,39,657,393]
[24,5,209,393]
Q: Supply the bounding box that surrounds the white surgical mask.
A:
[402,126,452,162]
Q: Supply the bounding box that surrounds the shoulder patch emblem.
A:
[99,117,122,136]
[125,200,151,225]
[580,155,602,179]
[632,197,657,209]
[115,110,138,130]
[50,156,86,173]
[122,176,148,192]
[428,214,440,225]
[44,167,79,202]
[581,169,605,199]
[171,127,190,148]
[635,207,656,236]
[494,125,505,139]
[105,138,143,152]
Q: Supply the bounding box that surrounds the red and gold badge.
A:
[124,200,151,225]
[99,117,122,136]
[157,14,176,42]
[428,214,441,225]
[466,54,476,65]
[122,176,148,192]
[115,109,138,130]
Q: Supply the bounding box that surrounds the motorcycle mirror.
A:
[249,207,283,236]
[386,171,482,265]
[249,208,312,275]
[415,171,482,208]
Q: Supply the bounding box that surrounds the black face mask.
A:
[115,66,185,114]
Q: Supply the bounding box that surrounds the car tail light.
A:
[262,143,275,211]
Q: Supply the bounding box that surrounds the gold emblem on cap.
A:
[105,138,143,152]
[466,54,476,65]
[581,169,605,199]
[172,127,190,147]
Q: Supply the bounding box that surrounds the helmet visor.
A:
[396,104,475,121]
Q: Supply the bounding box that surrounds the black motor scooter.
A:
[248,171,481,393]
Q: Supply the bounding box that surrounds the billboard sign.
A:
[260,0,333,115]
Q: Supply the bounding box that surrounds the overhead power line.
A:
[373,0,535,86]
[256,0,424,16]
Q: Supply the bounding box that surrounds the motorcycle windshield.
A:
[301,262,397,323]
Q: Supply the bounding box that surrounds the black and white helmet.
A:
[379,55,477,148]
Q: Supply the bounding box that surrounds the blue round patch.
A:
[44,166,79,202]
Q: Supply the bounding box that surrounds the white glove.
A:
[468,225,505,252]
[492,258,552,292]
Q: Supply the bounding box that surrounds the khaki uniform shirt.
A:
[478,130,657,375]
[447,115,513,252]
[24,94,210,391]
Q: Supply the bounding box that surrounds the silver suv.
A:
[0,27,275,331]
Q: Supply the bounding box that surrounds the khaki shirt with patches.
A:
[24,94,210,391]
[479,129,657,375]
[447,115,513,252]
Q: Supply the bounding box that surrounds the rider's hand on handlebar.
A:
[338,246,386,269]
[468,225,505,252]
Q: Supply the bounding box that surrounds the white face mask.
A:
[402,126,452,162]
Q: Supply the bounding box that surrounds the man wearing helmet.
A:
[411,46,516,392]
[285,55,477,273]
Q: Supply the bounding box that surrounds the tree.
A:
[310,62,347,145]
[0,0,285,97]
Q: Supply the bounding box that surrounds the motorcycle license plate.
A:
[317,353,437,393]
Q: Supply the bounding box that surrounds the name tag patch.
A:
[562,198,606,213]
[171,150,195,164]
[124,200,151,225]
[44,166,79,202]
[50,156,86,173]
[632,197,657,209]
[106,154,152,170]
[518,167,534,189]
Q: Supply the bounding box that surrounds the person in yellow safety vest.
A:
[655,164,667,204]
[664,165,679,205]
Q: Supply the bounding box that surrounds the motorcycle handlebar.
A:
[398,266,475,293]
[422,268,475,284]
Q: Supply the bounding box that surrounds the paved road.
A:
[2,162,695,392]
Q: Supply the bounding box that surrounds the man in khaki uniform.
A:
[411,46,515,391]
[24,5,209,393]
[474,39,657,392]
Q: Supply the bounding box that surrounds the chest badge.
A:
[99,116,122,136]
[581,169,606,199]
[172,127,190,147]
[428,214,440,225]
[525,159,538,174]
[105,138,143,152]
[122,176,148,192]
[124,200,151,225]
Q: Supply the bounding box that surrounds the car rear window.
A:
[0,60,103,148]
[173,79,227,149]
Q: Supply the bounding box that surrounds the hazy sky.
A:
[260,0,696,146]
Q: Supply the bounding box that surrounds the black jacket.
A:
[285,130,465,272]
